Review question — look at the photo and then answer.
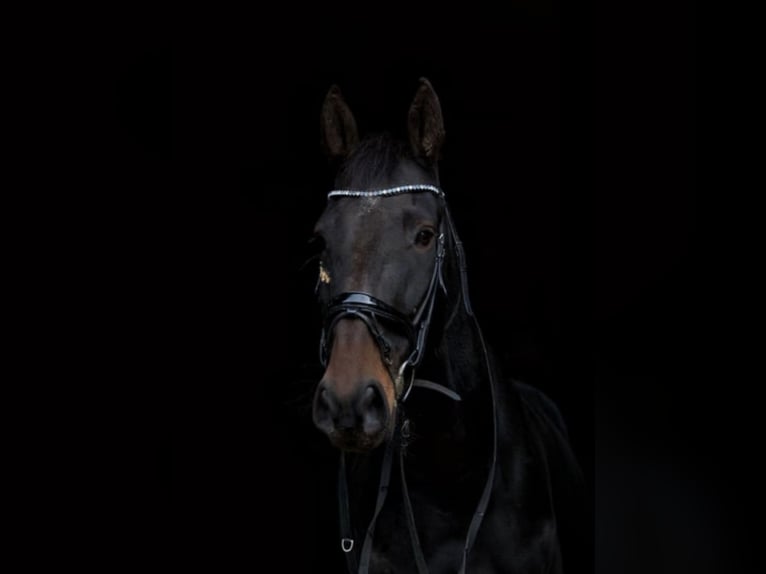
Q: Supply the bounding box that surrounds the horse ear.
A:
[320,85,359,160]
[408,78,445,163]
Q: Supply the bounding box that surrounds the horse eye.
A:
[415,229,435,247]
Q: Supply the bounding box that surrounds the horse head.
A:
[311,79,448,453]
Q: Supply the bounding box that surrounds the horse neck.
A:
[390,304,495,480]
[438,305,494,436]
[439,306,485,398]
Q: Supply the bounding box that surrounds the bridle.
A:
[318,184,498,574]
[319,185,449,401]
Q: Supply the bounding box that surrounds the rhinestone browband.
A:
[328,185,444,199]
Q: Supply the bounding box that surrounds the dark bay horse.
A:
[310,79,585,573]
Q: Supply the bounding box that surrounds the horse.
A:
[309,79,586,573]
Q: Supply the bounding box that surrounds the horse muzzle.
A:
[312,318,397,452]
[313,378,391,452]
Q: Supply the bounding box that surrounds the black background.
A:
[102,2,702,571]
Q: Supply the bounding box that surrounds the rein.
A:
[321,185,498,574]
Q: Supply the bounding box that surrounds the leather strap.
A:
[338,452,359,573]
[413,379,462,402]
[399,419,430,574]
[357,434,396,574]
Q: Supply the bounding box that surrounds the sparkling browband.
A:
[328,184,444,199]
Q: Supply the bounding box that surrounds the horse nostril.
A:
[358,383,387,435]
[314,381,389,441]
[358,386,378,409]
[320,389,336,414]
[313,384,338,432]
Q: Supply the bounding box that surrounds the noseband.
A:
[319,186,447,400]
